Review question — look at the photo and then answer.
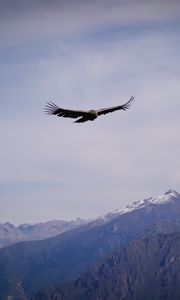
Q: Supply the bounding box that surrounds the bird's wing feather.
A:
[97,96,135,116]
[44,102,89,119]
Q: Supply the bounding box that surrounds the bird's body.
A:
[44,96,135,123]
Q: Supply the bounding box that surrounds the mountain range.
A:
[0,190,180,299]
[0,218,89,249]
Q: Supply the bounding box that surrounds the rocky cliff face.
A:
[33,232,180,300]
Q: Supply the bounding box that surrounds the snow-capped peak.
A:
[151,190,180,204]
[100,190,180,221]
[164,189,180,197]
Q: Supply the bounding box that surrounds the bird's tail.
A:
[44,102,59,115]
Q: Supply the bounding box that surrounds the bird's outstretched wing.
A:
[97,96,135,116]
[44,102,89,119]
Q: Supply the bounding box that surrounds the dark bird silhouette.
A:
[45,96,135,123]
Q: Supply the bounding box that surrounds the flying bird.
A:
[44,96,135,123]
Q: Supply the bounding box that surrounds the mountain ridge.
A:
[0,218,90,249]
[0,190,180,299]
[1,190,179,249]
[99,189,180,221]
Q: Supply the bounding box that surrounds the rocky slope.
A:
[33,232,180,300]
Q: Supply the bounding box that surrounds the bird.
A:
[44,96,135,123]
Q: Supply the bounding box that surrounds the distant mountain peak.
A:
[131,190,179,208]
[153,190,180,204]
[101,190,180,221]
[164,189,180,197]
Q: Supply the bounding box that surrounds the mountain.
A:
[0,218,89,249]
[1,189,178,249]
[0,190,180,299]
[99,189,180,220]
[33,231,180,300]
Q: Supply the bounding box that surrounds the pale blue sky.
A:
[0,0,180,224]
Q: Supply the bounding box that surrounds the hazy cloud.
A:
[1,0,180,46]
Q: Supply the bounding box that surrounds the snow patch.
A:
[100,190,180,221]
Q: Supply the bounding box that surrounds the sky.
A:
[0,0,180,225]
